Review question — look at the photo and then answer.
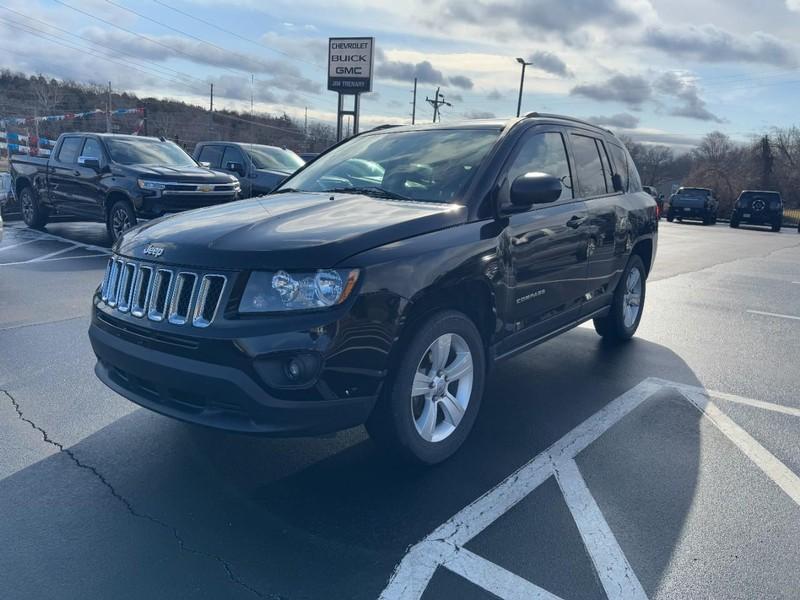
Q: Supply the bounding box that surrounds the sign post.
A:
[328,37,374,142]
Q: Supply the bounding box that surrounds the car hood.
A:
[120,164,234,183]
[115,192,466,270]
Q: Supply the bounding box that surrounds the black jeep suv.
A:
[89,114,657,464]
[730,190,783,232]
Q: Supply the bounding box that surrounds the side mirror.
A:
[198,161,212,168]
[78,156,101,170]
[509,172,562,209]
[226,161,246,177]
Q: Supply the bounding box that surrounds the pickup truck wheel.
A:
[107,200,137,243]
[593,254,646,343]
[730,218,739,228]
[772,222,781,232]
[366,310,485,465]
[19,186,48,229]
[666,214,674,222]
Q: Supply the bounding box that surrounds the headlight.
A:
[137,179,166,190]
[239,269,360,313]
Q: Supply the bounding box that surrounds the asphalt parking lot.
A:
[1,219,800,599]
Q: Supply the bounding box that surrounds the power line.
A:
[150,0,326,71]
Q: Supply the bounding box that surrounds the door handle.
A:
[566,215,586,229]
[73,170,81,176]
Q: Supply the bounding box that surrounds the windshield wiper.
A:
[270,187,299,194]
[322,186,411,201]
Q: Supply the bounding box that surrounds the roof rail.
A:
[524,112,613,133]
[370,124,400,131]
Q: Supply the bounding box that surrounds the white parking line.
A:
[380,379,800,600]
[0,238,41,252]
[747,309,800,322]
[554,459,647,600]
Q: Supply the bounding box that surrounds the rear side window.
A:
[503,131,574,203]
[57,137,83,163]
[198,145,223,168]
[571,134,608,197]
[607,142,643,193]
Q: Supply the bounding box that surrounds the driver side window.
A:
[503,131,573,205]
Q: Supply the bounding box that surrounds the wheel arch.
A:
[104,189,134,217]
[15,176,32,197]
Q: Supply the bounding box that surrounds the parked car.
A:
[643,185,665,217]
[730,190,782,232]
[89,113,657,465]
[0,172,13,215]
[193,142,305,198]
[667,187,718,225]
[11,134,240,242]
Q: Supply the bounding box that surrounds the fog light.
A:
[285,358,303,381]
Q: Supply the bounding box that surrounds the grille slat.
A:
[99,257,227,327]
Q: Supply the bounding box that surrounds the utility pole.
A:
[208,83,214,137]
[425,87,451,123]
[760,135,774,189]
[106,81,112,133]
[142,105,148,136]
[411,77,417,125]
[304,106,308,137]
[250,74,254,116]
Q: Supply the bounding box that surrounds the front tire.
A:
[594,254,646,343]
[366,310,486,465]
[19,186,48,229]
[107,199,137,244]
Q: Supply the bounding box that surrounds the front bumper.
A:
[135,192,238,218]
[89,307,386,435]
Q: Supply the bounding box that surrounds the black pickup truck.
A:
[11,133,240,242]
[89,114,657,464]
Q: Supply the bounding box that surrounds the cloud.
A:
[588,113,639,128]
[789,0,800,11]
[448,75,474,89]
[448,93,464,102]
[643,24,799,67]
[377,59,473,89]
[570,74,652,106]
[653,72,723,122]
[529,51,572,77]
[487,89,504,101]
[463,110,496,119]
[441,0,641,35]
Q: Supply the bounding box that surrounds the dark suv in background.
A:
[730,190,783,232]
[89,114,657,465]
[193,142,305,198]
[667,187,718,225]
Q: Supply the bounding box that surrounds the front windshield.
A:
[246,145,305,172]
[106,138,196,167]
[279,128,501,203]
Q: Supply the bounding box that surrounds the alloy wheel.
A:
[410,333,474,443]
[112,208,131,238]
[623,267,643,328]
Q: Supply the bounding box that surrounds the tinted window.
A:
[282,128,500,203]
[571,134,608,197]
[81,138,103,160]
[504,131,573,203]
[596,139,615,192]
[57,137,82,163]
[626,148,642,192]
[198,145,224,169]
[222,146,245,170]
[607,143,629,191]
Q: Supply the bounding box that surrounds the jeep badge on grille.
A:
[143,244,164,258]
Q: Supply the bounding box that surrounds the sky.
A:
[1,0,800,150]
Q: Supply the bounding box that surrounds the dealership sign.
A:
[328,37,374,93]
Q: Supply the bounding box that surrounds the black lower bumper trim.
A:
[89,323,376,436]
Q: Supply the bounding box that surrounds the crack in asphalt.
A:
[2,389,271,599]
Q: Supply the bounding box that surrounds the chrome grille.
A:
[99,257,227,327]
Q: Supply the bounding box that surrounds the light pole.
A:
[516,57,532,117]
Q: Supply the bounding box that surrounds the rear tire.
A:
[107,199,137,244]
[730,218,739,228]
[366,310,486,465]
[772,222,781,232]
[594,254,646,343]
[19,185,48,229]
[666,214,674,223]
